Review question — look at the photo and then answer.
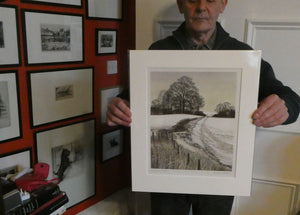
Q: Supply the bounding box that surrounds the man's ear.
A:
[177,0,184,14]
[220,0,228,13]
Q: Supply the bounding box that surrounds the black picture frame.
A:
[27,67,94,128]
[34,119,96,208]
[101,127,124,162]
[0,70,22,144]
[21,0,83,8]
[96,29,118,55]
[0,4,21,68]
[0,148,32,178]
[22,9,84,66]
[86,0,123,21]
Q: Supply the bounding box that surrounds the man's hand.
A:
[106,97,132,127]
[252,94,289,128]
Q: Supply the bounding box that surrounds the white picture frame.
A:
[21,0,82,7]
[0,148,32,178]
[87,0,122,20]
[28,67,94,127]
[99,86,120,124]
[0,5,20,67]
[130,50,261,196]
[0,71,21,143]
[35,119,95,208]
[22,9,83,66]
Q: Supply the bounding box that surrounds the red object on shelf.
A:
[15,163,59,192]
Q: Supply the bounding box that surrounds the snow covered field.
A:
[150,114,198,129]
[150,114,236,169]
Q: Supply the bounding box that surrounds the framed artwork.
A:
[0,71,21,143]
[107,60,118,75]
[35,119,95,208]
[99,86,120,124]
[101,128,124,162]
[21,0,82,7]
[28,67,94,128]
[130,50,262,196]
[22,9,83,66]
[0,148,32,179]
[0,5,21,67]
[87,0,122,20]
[96,29,117,55]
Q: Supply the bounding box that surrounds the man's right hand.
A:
[106,97,132,127]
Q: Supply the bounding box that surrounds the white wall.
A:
[136,1,300,214]
[136,0,183,49]
[136,0,300,48]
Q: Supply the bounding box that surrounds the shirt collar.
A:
[186,29,217,50]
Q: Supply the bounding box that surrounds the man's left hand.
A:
[252,94,289,128]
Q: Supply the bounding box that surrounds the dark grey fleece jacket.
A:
[121,22,300,124]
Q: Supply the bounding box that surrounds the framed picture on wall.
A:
[0,148,32,179]
[0,5,21,67]
[28,67,94,128]
[22,9,83,66]
[130,50,262,196]
[0,71,21,143]
[87,0,122,20]
[35,119,95,208]
[21,0,82,7]
[96,29,117,55]
[101,128,124,162]
[99,86,121,124]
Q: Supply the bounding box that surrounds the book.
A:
[8,199,39,215]
[32,192,68,215]
[6,183,62,215]
[29,183,61,207]
[50,205,66,215]
[7,191,68,215]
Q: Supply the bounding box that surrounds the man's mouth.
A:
[193,17,208,21]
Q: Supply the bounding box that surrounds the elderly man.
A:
[107,0,300,214]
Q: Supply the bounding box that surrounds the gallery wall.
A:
[0,0,135,214]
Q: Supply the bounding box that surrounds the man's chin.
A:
[191,26,211,34]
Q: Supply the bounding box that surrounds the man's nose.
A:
[195,0,207,12]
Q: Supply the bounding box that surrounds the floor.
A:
[78,188,133,215]
[78,188,193,215]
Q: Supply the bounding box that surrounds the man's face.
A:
[177,0,227,35]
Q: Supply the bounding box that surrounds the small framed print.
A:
[0,71,21,143]
[99,86,120,124]
[0,5,21,67]
[22,9,83,66]
[87,0,122,20]
[35,119,95,208]
[101,128,124,162]
[130,50,262,196]
[21,0,83,7]
[0,148,32,178]
[28,67,94,128]
[96,29,117,55]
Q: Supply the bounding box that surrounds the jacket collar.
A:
[172,22,230,50]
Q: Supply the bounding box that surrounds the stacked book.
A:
[5,183,68,215]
